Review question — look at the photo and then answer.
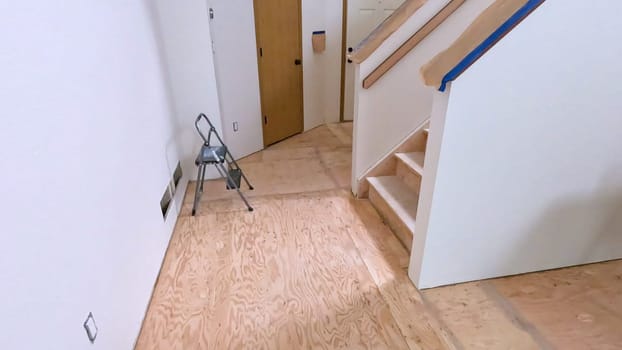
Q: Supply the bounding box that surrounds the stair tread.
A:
[367,176,418,231]
[423,127,429,134]
[395,152,425,175]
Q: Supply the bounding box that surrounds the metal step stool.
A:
[192,113,254,216]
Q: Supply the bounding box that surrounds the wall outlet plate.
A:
[233,122,239,132]
[83,312,98,343]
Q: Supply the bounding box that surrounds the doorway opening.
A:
[339,0,406,122]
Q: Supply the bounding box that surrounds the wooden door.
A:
[254,0,304,146]
[343,0,404,121]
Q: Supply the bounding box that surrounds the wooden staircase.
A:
[358,121,429,252]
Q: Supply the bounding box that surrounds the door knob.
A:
[294,59,302,65]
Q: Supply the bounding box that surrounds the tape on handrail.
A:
[438,0,545,92]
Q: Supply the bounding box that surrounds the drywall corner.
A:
[408,87,451,288]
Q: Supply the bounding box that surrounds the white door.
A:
[206,0,264,159]
[343,0,404,121]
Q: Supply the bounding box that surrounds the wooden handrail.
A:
[349,0,427,64]
[421,0,544,90]
[362,0,465,89]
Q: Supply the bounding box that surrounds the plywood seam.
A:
[187,182,347,203]
[479,281,555,350]
[346,198,458,350]
[315,146,345,189]
[134,210,187,347]
[342,219,418,349]
[417,292,465,350]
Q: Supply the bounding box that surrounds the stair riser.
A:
[369,186,413,252]
[356,121,429,197]
[396,160,422,194]
[357,158,397,199]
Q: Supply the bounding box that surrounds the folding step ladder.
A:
[192,113,254,216]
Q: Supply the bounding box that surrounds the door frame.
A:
[339,0,348,122]
[253,0,305,146]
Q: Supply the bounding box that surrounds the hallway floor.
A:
[137,123,622,349]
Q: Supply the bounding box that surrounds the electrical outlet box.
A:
[233,122,239,132]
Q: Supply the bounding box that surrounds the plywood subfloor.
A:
[138,122,622,349]
[138,191,412,349]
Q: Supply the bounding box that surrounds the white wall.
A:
[352,0,493,194]
[412,0,622,288]
[302,0,327,130]
[207,0,264,157]
[302,0,344,130]
[323,1,344,124]
[0,1,186,349]
[153,0,224,179]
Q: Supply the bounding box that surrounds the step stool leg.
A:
[216,163,253,212]
[239,169,254,191]
[199,163,207,193]
[192,163,204,216]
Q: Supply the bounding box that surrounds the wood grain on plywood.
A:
[348,198,457,349]
[362,0,466,89]
[423,281,542,349]
[269,123,348,150]
[421,0,530,88]
[140,121,622,349]
[137,191,410,349]
[326,122,353,145]
[189,123,352,205]
[350,0,427,64]
[318,146,353,189]
[186,158,336,202]
[492,261,622,349]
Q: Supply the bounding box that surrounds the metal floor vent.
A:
[161,161,183,219]
[173,161,183,188]
[160,185,172,218]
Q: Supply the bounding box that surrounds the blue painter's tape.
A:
[438,0,544,92]
[312,30,326,35]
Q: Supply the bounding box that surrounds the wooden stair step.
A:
[423,127,429,135]
[367,176,418,250]
[395,152,425,176]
